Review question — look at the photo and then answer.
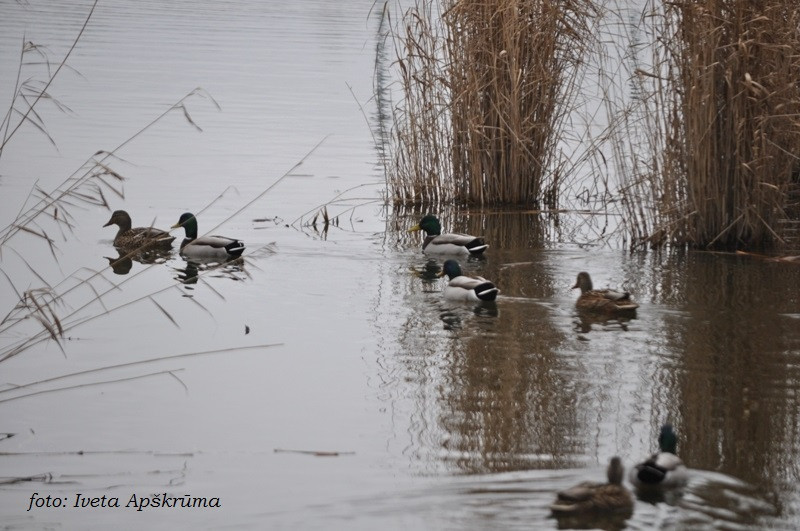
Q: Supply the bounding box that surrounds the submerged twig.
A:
[274,448,355,457]
[0,369,185,405]
[0,343,282,399]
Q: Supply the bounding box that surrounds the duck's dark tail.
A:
[466,238,488,255]
[474,282,499,301]
[225,240,246,258]
[635,461,667,484]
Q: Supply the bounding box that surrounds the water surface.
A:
[1,1,799,530]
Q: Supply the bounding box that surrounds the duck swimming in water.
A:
[438,259,499,302]
[171,212,245,260]
[408,214,488,255]
[551,456,634,515]
[103,210,174,250]
[571,271,639,315]
[630,424,688,491]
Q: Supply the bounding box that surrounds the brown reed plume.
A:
[614,1,800,249]
[387,0,597,207]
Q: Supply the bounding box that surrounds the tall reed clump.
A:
[617,1,800,249]
[388,0,596,207]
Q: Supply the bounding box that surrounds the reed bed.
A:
[388,0,597,207]
[613,0,800,249]
[389,0,800,249]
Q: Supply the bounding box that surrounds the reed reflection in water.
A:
[379,209,799,526]
[389,212,586,474]
[660,252,800,511]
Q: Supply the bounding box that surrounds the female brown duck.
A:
[571,271,639,315]
[103,210,174,249]
[551,456,634,515]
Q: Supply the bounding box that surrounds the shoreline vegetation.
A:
[2,0,798,390]
[385,0,800,250]
[386,0,596,208]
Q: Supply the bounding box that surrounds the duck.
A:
[629,424,688,490]
[103,210,175,249]
[408,214,488,255]
[550,456,634,515]
[171,212,245,259]
[571,271,639,314]
[438,259,499,302]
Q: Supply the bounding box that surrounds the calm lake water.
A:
[2,1,800,529]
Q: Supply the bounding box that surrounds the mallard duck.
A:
[103,210,175,249]
[171,212,245,259]
[630,424,688,490]
[551,457,634,515]
[408,214,488,255]
[438,259,499,302]
[572,271,639,314]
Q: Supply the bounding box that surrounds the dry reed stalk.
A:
[613,0,800,249]
[388,0,596,207]
[679,1,800,248]
[0,29,255,364]
[0,0,98,159]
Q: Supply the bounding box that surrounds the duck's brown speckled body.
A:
[103,210,174,249]
[572,271,639,315]
[551,457,634,515]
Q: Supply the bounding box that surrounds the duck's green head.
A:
[172,212,198,238]
[438,259,463,280]
[409,214,442,236]
[658,424,678,454]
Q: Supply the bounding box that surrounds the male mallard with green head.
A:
[103,210,174,249]
[408,214,488,255]
[571,271,639,315]
[171,212,245,259]
[630,424,688,491]
[551,456,634,515]
[438,259,499,302]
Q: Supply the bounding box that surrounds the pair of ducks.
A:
[409,214,499,302]
[409,214,639,313]
[551,424,688,516]
[103,210,245,259]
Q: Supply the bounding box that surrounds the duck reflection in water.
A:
[410,257,487,286]
[412,258,443,283]
[173,256,246,287]
[573,312,634,334]
[105,247,173,275]
[175,260,200,285]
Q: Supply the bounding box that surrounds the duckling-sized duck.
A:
[551,457,634,515]
[438,259,499,302]
[408,214,488,255]
[630,424,688,491]
[572,271,639,315]
[171,212,245,259]
[103,210,175,249]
